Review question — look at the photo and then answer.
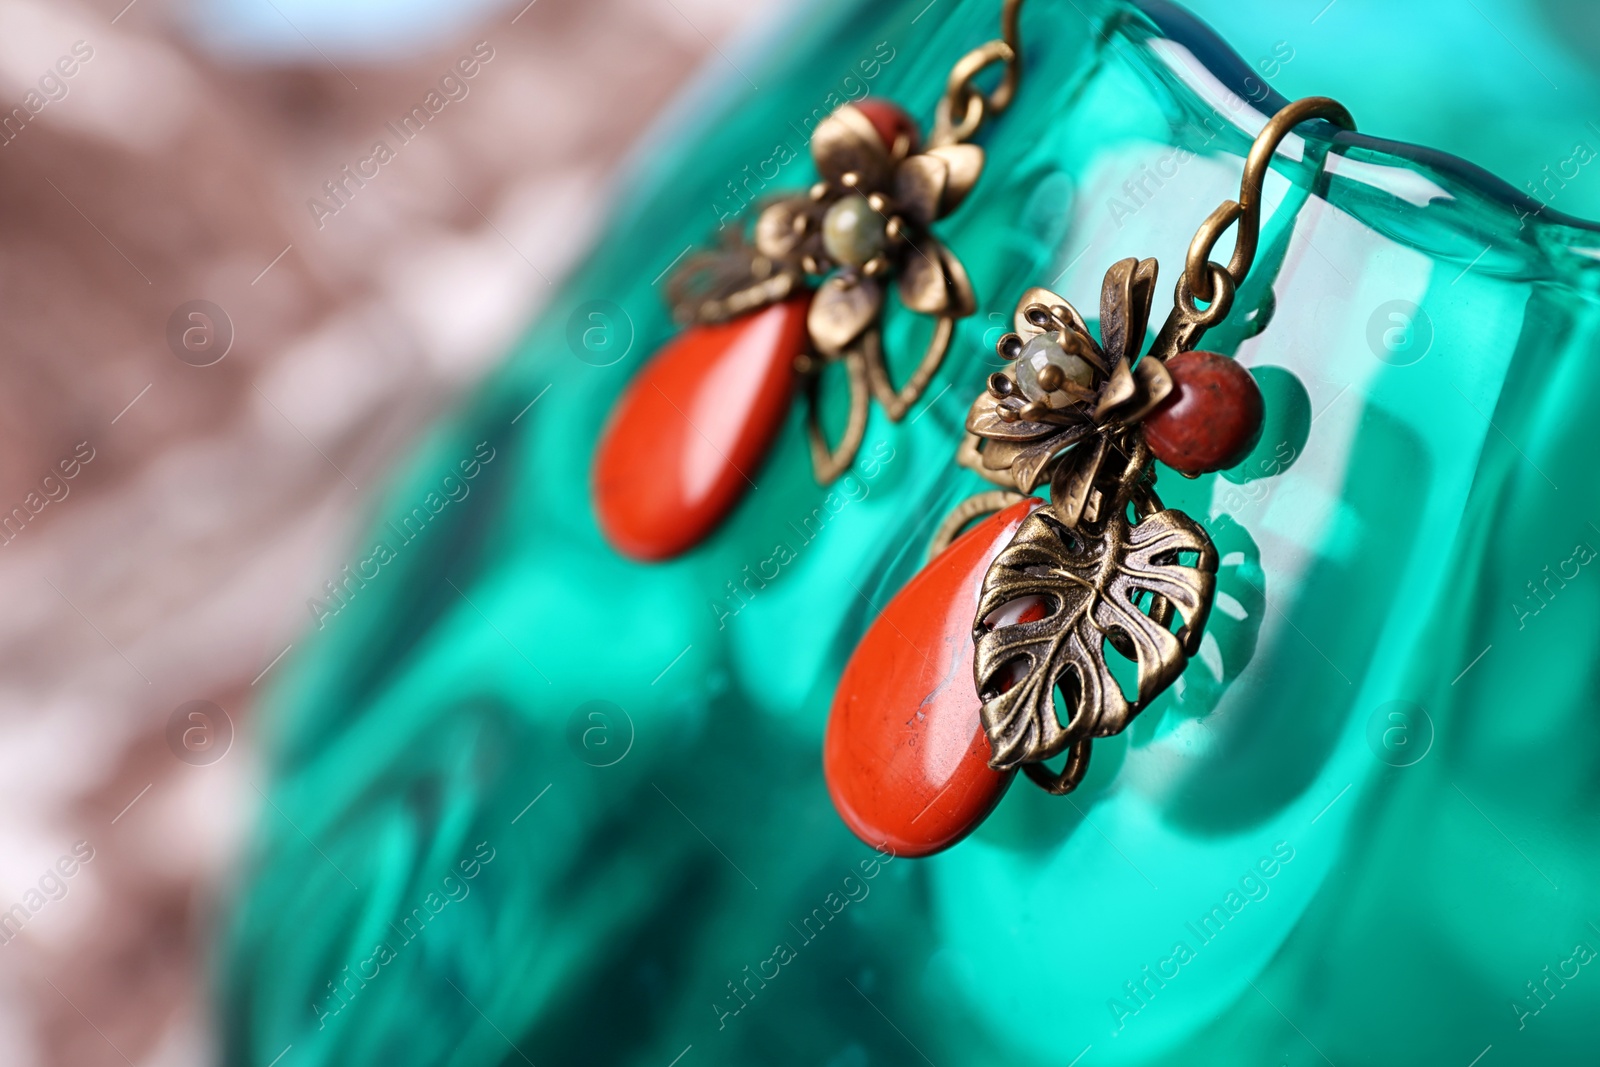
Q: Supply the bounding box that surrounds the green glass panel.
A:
[220,2,1600,1065]
[1169,0,1600,223]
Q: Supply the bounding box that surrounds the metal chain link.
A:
[929,0,1024,148]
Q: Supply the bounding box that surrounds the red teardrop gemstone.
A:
[593,297,810,561]
[852,98,920,155]
[1144,350,1265,474]
[824,499,1040,857]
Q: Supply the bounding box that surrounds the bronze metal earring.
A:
[592,0,1027,561]
[822,96,1356,856]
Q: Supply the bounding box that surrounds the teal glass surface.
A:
[1165,0,1600,224]
[220,1,1600,1064]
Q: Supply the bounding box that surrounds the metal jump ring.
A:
[1175,261,1237,327]
[931,90,987,148]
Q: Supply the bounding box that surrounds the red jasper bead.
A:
[1143,350,1265,475]
[824,499,1041,857]
[592,297,810,561]
[852,98,919,155]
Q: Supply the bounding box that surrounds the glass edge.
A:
[1133,0,1600,237]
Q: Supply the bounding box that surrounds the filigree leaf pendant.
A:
[973,498,1217,772]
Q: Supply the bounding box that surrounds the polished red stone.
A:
[593,297,809,561]
[1144,350,1265,474]
[824,499,1040,857]
[853,98,919,155]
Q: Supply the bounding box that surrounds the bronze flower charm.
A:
[753,101,985,479]
[660,94,1004,483]
[961,258,1176,525]
[755,103,980,351]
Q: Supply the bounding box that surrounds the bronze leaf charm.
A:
[972,496,1218,772]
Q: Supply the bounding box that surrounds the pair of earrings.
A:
[824,96,1356,856]
[592,0,1025,560]
[583,0,1351,855]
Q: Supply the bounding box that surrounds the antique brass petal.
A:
[667,239,800,324]
[892,153,948,226]
[976,438,1025,472]
[939,240,977,318]
[1011,426,1093,493]
[1097,257,1159,367]
[810,106,891,188]
[1092,360,1138,422]
[1003,442,1049,486]
[957,433,1021,490]
[1118,356,1175,424]
[898,239,952,315]
[754,199,809,259]
[1047,434,1108,528]
[806,349,871,482]
[965,391,1059,441]
[922,143,985,216]
[808,274,882,357]
[865,316,954,420]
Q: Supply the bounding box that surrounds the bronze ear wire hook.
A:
[930,0,1023,148]
[1189,96,1355,296]
[1141,98,1354,423]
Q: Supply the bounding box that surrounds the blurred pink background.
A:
[0,0,791,1062]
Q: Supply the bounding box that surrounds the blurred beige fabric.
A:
[0,0,785,1062]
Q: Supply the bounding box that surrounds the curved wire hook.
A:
[1184,96,1356,301]
[930,0,1027,147]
